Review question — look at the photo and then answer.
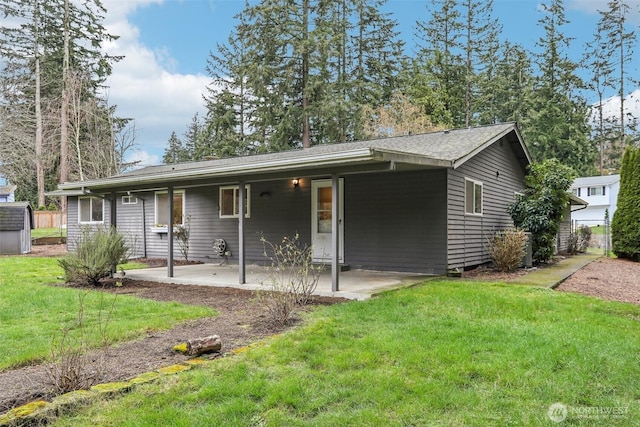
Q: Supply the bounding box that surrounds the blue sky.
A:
[99,0,640,166]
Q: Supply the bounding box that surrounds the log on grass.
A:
[187,335,222,356]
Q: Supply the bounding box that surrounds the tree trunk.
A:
[59,0,71,214]
[186,335,222,356]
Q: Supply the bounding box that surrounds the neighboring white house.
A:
[0,185,17,203]
[569,175,620,226]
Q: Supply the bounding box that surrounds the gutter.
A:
[59,148,376,191]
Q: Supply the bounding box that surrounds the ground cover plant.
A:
[0,257,215,371]
[52,280,640,426]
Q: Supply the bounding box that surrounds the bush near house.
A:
[612,145,640,261]
[487,228,527,272]
[58,226,129,285]
[508,159,576,263]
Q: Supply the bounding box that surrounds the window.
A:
[79,197,104,223]
[219,185,251,218]
[155,190,185,227]
[571,188,581,197]
[465,179,483,215]
[587,186,605,196]
[122,195,137,205]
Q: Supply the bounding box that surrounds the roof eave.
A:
[374,150,452,168]
[451,123,531,169]
[59,148,377,191]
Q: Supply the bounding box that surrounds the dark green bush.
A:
[612,145,640,261]
[58,226,129,286]
[508,159,576,263]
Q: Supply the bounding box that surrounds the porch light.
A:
[292,178,299,187]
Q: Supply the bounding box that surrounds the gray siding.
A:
[447,140,526,270]
[345,170,448,274]
[0,231,20,254]
[557,204,572,253]
[135,182,311,264]
[66,197,112,252]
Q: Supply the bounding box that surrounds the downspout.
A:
[131,192,147,258]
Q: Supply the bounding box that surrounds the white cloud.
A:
[100,0,209,165]
[568,0,640,23]
[125,148,161,169]
[596,89,640,124]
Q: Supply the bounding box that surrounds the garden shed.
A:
[0,202,34,254]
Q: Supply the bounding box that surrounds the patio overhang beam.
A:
[59,148,377,192]
[61,160,402,195]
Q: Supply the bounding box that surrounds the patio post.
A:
[238,180,246,284]
[167,186,174,278]
[331,174,340,292]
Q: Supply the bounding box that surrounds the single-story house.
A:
[0,202,34,254]
[52,123,532,290]
[570,174,620,226]
[0,185,17,203]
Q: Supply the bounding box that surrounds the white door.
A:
[311,179,344,262]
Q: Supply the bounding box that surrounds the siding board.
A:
[447,139,526,270]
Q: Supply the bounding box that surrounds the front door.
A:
[311,179,344,262]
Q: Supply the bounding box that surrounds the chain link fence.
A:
[572,218,611,255]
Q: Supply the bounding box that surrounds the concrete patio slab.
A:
[124,263,433,301]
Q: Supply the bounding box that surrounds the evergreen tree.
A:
[204,0,403,152]
[524,0,596,176]
[162,132,188,164]
[594,0,637,171]
[485,42,534,126]
[460,0,502,126]
[398,59,453,128]
[0,0,126,207]
[611,145,640,261]
[415,0,466,126]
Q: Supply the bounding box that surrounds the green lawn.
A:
[31,227,67,239]
[52,281,640,426]
[0,257,215,370]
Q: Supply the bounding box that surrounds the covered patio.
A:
[124,263,433,301]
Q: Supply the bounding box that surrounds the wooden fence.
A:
[34,211,66,229]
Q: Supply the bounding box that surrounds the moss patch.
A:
[158,364,191,375]
[172,342,188,353]
[129,371,160,385]
[90,381,132,396]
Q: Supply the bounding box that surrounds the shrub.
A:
[174,215,191,261]
[259,234,324,326]
[508,159,576,263]
[58,226,129,286]
[46,291,116,393]
[487,228,527,272]
[612,145,640,261]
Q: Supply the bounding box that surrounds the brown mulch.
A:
[3,246,639,414]
[556,257,640,305]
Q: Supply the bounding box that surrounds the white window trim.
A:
[154,190,185,227]
[465,178,483,216]
[78,196,105,224]
[122,195,138,205]
[219,185,251,218]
